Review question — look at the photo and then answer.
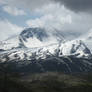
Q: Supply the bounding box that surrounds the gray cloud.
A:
[1,0,92,12]
[54,0,92,12]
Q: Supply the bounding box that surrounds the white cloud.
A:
[27,4,72,30]
[3,6,26,16]
[26,3,92,34]
[1,0,92,35]
[0,20,23,41]
[27,14,72,30]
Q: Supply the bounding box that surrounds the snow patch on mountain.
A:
[59,40,91,58]
[0,35,20,50]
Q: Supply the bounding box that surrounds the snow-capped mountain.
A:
[0,27,91,60]
[19,27,60,48]
[0,27,65,50]
[0,27,92,73]
[0,39,91,62]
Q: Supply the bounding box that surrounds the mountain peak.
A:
[20,27,49,42]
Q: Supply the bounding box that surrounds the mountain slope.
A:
[0,27,65,50]
[0,27,91,61]
[0,35,20,50]
[0,27,92,73]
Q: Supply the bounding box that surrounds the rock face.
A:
[0,27,92,73]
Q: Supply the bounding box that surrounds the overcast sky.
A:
[0,0,92,40]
